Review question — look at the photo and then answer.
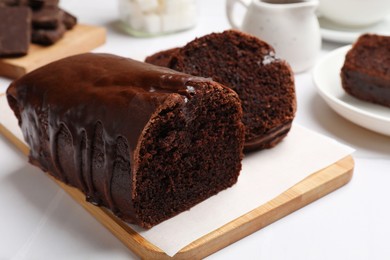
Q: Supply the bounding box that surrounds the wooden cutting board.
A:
[0,24,106,79]
[0,94,354,259]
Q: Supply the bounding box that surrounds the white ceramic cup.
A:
[318,0,390,27]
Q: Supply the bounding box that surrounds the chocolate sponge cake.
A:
[6,53,245,228]
[341,34,390,108]
[146,30,296,152]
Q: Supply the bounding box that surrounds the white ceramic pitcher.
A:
[227,0,321,73]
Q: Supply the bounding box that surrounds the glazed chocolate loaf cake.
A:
[146,30,296,152]
[341,34,390,108]
[7,53,245,228]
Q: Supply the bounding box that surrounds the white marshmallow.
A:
[140,13,161,33]
[161,5,197,32]
[118,0,133,21]
[162,0,196,13]
[135,0,159,13]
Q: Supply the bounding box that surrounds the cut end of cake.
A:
[146,30,297,152]
[133,81,244,228]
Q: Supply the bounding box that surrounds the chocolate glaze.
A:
[244,122,293,151]
[6,53,215,226]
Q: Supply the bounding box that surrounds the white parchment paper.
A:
[0,95,354,257]
[130,124,354,256]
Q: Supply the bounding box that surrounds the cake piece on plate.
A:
[341,34,390,108]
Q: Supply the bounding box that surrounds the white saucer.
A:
[313,45,390,136]
[318,16,390,43]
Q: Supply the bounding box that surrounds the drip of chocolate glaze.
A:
[76,131,88,193]
[83,129,96,204]
[51,124,68,183]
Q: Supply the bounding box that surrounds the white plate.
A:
[313,45,390,136]
[318,16,390,43]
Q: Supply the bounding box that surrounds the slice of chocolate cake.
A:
[29,0,59,9]
[6,53,245,228]
[0,0,28,6]
[62,10,77,30]
[146,30,296,152]
[31,22,66,45]
[31,6,64,29]
[341,34,390,108]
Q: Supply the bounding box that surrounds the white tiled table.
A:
[1,1,389,259]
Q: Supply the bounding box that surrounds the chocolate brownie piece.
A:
[0,6,31,57]
[31,22,66,45]
[32,6,64,29]
[10,0,38,6]
[62,10,77,30]
[29,0,59,9]
[7,53,244,228]
[0,0,28,6]
[0,0,13,6]
[341,34,390,108]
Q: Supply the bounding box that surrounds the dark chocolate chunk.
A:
[29,0,59,9]
[0,0,13,6]
[32,6,64,29]
[0,6,31,57]
[31,22,66,45]
[0,0,60,9]
[62,10,77,30]
[0,0,28,6]
[0,0,19,7]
